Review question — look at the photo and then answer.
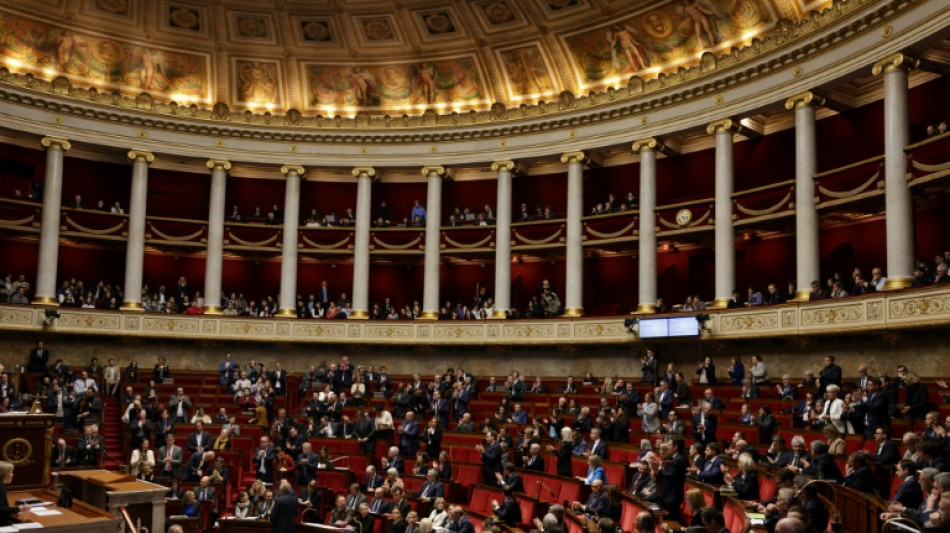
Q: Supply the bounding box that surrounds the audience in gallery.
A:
[925,120,948,138]
[589,192,638,216]
[17,337,950,531]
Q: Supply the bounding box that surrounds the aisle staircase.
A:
[102,396,124,470]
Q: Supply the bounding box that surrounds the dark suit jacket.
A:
[365,474,384,490]
[448,516,475,533]
[391,498,411,518]
[733,471,759,501]
[418,481,444,499]
[271,492,298,533]
[868,440,900,465]
[29,348,50,372]
[804,453,842,482]
[589,440,609,461]
[524,454,544,471]
[697,456,724,485]
[52,445,77,467]
[864,392,890,432]
[892,477,923,510]
[804,497,829,532]
[843,465,875,494]
[658,453,687,507]
[188,430,212,453]
[696,364,717,385]
[493,497,521,526]
[692,412,717,443]
[368,498,390,514]
[350,512,375,533]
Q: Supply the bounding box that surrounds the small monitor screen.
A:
[668,316,700,337]
[638,318,669,338]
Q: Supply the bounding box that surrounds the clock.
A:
[675,208,692,227]
[2,438,33,465]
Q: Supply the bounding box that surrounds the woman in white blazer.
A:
[129,439,155,477]
[638,391,661,433]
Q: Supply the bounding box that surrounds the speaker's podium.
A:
[57,470,168,533]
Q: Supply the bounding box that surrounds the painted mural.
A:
[563,0,777,89]
[0,10,209,99]
[306,58,486,109]
[498,45,558,100]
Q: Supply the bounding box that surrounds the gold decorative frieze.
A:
[801,304,863,326]
[719,312,779,332]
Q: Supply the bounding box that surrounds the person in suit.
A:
[253,436,276,481]
[641,350,658,385]
[367,487,390,514]
[586,427,609,460]
[271,481,298,533]
[694,442,725,485]
[546,426,574,477]
[657,380,674,420]
[496,463,524,493]
[891,460,924,511]
[446,505,476,533]
[418,469,445,502]
[52,438,77,468]
[658,439,688,521]
[169,388,192,424]
[185,451,214,482]
[842,452,875,494]
[627,460,657,502]
[523,443,545,471]
[159,434,184,479]
[153,357,170,384]
[692,403,717,444]
[476,432,503,485]
[491,485,522,527]
[78,424,106,466]
[775,375,797,400]
[257,491,276,519]
[342,483,366,513]
[818,356,842,392]
[802,441,842,482]
[572,479,608,518]
[270,363,288,396]
[862,379,890,436]
[194,475,216,502]
[398,411,420,456]
[696,357,717,385]
[867,427,900,466]
[380,446,404,474]
[327,495,354,526]
[389,487,412,518]
[296,442,319,485]
[187,421,211,454]
[364,465,384,490]
[28,340,50,373]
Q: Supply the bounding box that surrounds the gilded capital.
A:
[127,150,155,164]
[421,166,446,178]
[491,160,519,173]
[206,159,232,172]
[706,119,741,135]
[871,53,919,76]
[41,136,71,152]
[784,91,825,110]
[632,138,665,153]
[280,165,306,177]
[560,151,589,165]
[351,166,377,178]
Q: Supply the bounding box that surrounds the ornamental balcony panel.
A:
[440,226,495,254]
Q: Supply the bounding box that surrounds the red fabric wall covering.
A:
[513,172,567,216]
[656,147,716,205]
[142,253,207,295]
[57,245,126,289]
[585,165,637,208]
[299,180,358,220]
[0,239,38,278]
[442,180,498,219]
[818,218,887,282]
[147,168,211,220]
[61,157,132,211]
[915,204,949,261]
[583,254,638,314]
[225,177,285,218]
[439,263,493,311]
[734,130,796,191]
[0,144,43,197]
[373,181,428,223]
[509,260,565,312]
[368,263,424,308]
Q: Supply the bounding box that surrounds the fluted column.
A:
[203,160,231,314]
[707,120,741,309]
[560,151,588,317]
[350,167,376,320]
[420,166,446,319]
[277,165,305,317]
[873,53,919,290]
[491,160,517,319]
[34,137,72,305]
[785,92,823,301]
[633,138,663,313]
[120,150,154,311]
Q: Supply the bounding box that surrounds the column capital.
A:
[560,151,589,165]
[41,136,71,152]
[127,150,155,164]
[784,91,825,110]
[631,138,665,153]
[706,119,742,135]
[280,165,306,177]
[206,159,232,172]
[871,52,919,76]
[491,160,520,173]
[421,166,447,178]
[351,166,377,179]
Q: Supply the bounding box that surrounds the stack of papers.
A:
[29,508,62,517]
[12,524,44,530]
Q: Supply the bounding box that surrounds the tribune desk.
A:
[57,470,167,533]
[6,488,120,533]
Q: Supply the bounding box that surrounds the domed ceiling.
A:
[0,0,832,115]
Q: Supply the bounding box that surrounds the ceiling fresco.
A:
[0,0,833,115]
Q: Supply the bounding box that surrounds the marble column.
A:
[785,92,824,301]
[490,160,517,319]
[276,165,305,317]
[203,160,230,314]
[33,137,71,305]
[420,166,446,320]
[120,150,154,311]
[707,119,740,309]
[873,53,919,290]
[560,151,588,317]
[632,138,663,313]
[350,167,376,320]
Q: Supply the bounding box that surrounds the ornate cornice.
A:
[560,151,589,165]
[280,165,306,177]
[351,167,378,179]
[206,160,232,172]
[40,136,71,152]
[127,150,155,164]
[490,160,520,174]
[871,52,921,75]
[421,166,447,178]
[706,119,743,135]
[631,138,665,154]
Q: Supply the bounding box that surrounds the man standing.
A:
[159,434,183,479]
[169,388,192,424]
[271,480,298,533]
[657,438,687,521]
[29,340,50,373]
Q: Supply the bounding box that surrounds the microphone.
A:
[537,480,557,500]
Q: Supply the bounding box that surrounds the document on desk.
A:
[29,508,62,516]
[0,526,17,533]
[12,524,44,530]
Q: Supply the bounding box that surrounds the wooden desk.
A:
[58,470,168,533]
[220,518,355,533]
[7,488,120,533]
